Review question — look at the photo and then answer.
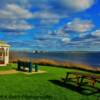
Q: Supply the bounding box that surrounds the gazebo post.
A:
[4,47,10,65]
[4,47,6,65]
[0,42,10,66]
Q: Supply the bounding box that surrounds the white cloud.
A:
[33,11,68,24]
[61,37,71,44]
[0,4,33,32]
[0,4,33,19]
[92,30,100,37]
[0,20,33,30]
[65,18,94,33]
[33,11,67,19]
[62,0,95,11]
[41,18,59,24]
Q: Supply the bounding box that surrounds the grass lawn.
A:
[0,64,99,100]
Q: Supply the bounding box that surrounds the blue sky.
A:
[0,0,100,51]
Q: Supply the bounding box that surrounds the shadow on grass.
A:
[49,80,100,96]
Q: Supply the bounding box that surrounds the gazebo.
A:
[0,41,10,66]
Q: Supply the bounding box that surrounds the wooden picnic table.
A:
[64,72,100,87]
[17,61,33,72]
[17,61,39,72]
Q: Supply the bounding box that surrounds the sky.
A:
[0,0,100,51]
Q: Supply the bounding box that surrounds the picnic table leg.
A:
[76,75,80,86]
[18,65,20,71]
[35,64,38,72]
[64,72,70,83]
[29,63,32,72]
[91,79,96,86]
[80,76,85,84]
[76,75,84,86]
[18,62,21,71]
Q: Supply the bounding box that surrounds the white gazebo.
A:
[0,41,10,66]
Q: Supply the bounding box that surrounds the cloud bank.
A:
[62,0,95,11]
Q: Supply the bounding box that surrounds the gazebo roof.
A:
[0,41,10,47]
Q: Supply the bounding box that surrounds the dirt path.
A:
[0,70,46,75]
[0,70,18,75]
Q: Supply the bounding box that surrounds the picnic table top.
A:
[67,72,100,79]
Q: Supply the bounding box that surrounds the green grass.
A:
[0,64,99,100]
[0,63,16,71]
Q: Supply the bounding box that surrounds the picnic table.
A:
[64,72,100,87]
[17,61,39,72]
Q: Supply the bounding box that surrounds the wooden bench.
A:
[17,61,39,72]
[64,72,100,87]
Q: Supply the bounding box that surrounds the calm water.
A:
[13,51,100,67]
